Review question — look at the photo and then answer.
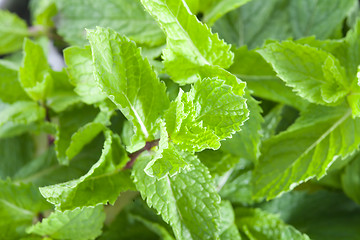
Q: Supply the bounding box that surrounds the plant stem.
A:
[123,139,160,169]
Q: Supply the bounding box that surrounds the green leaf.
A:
[0,134,34,179]
[203,0,252,26]
[213,0,355,49]
[288,0,356,39]
[341,152,360,204]
[40,131,135,210]
[234,207,310,240]
[56,0,165,46]
[0,101,45,131]
[165,77,248,152]
[140,0,234,84]
[258,41,350,105]
[260,190,360,240]
[221,92,263,164]
[132,153,221,240]
[46,70,80,113]
[63,45,107,104]
[0,59,29,103]
[27,205,105,240]
[88,27,170,142]
[144,121,190,179]
[0,10,29,55]
[253,105,360,199]
[0,180,51,239]
[219,201,242,240]
[30,0,57,27]
[228,46,310,110]
[197,149,240,176]
[19,38,53,101]
[55,104,104,165]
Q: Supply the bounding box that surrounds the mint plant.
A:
[1,0,360,239]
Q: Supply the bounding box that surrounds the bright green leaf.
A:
[165,77,248,152]
[88,27,170,142]
[258,41,350,105]
[140,0,234,84]
[253,105,360,199]
[132,153,221,240]
[19,38,53,101]
[0,10,29,55]
[63,45,107,104]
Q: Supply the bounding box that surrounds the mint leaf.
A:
[253,105,360,199]
[235,207,310,240]
[219,201,242,240]
[56,0,165,46]
[19,38,53,101]
[40,131,134,210]
[258,41,350,105]
[88,27,170,142]
[203,0,252,26]
[228,46,309,110]
[30,0,57,27]
[27,205,105,240]
[0,101,45,130]
[140,0,234,84]
[0,180,51,239]
[221,92,263,164]
[0,59,29,103]
[63,45,106,104]
[165,77,248,152]
[132,153,221,240]
[144,121,190,179]
[0,10,29,54]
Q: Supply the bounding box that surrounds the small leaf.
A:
[19,38,53,101]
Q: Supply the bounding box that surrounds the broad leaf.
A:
[88,27,170,143]
[0,10,29,54]
[258,41,350,105]
[219,201,241,240]
[19,38,53,101]
[165,77,248,152]
[140,0,234,84]
[132,153,221,240]
[27,206,105,240]
[63,45,106,104]
[56,0,165,46]
[29,0,57,27]
[41,131,134,210]
[253,105,360,199]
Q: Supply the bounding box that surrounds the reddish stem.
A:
[123,139,160,169]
